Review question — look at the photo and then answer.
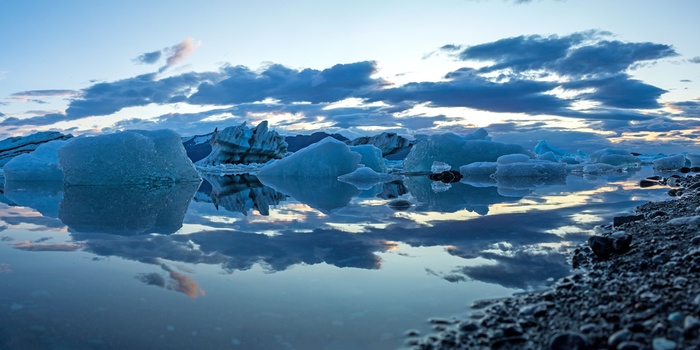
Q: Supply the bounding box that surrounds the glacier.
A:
[0,131,72,167]
[4,140,67,182]
[59,129,200,185]
[196,121,287,166]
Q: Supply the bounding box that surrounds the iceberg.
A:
[349,145,387,173]
[403,129,531,172]
[181,131,214,162]
[257,137,361,178]
[58,129,201,185]
[652,154,686,170]
[347,132,413,158]
[0,131,72,167]
[196,121,287,166]
[533,140,569,157]
[4,140,67,182]
[589,149,640,166]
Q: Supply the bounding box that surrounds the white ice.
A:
[257,137,361,178]
[349,145,387,173]
[59,129,201,185]
[403,129,531,172]
[589,149,641,166]
[196,121,287,166]
[653,154,687,170]
[4,140,67,182]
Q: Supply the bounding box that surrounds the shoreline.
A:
[406,173,700,350]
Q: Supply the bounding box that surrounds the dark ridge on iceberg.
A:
[0,131,73,167]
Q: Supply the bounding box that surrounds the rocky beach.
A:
[407,172,700,350]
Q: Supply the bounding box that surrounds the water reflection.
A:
[0,167,672,349]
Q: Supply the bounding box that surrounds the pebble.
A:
[652,337,677,350]
[617,341,645,350]
[549,332,588,350]
[608,329,631,348]
[684,316,700,332]
[668,312,683,324]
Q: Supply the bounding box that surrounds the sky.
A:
[1,0,699,154]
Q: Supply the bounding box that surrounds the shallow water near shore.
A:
[0,167,674,349]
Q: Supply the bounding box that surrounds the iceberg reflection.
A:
[60,182,199,235]
[199,174,286,215]
[256,175,360,213]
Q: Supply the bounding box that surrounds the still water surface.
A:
[0,167,670,349]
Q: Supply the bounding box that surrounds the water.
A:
[0,167,671,349]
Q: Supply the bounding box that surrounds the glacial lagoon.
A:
[0,167,671,349]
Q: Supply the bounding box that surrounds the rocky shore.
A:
[407,173,700,350]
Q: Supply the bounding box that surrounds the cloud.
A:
[160,38,200,73]
[190,61,387,105]
[681,79,692,83]
[10,89,81,102]
[689,56,700,64]
[133,50,162,65]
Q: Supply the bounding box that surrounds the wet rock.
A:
[589,236,615,258]
[653,337,678,350]
[617,340,645,350]
[684,315,700,333]
[428,170,463,183]
[640,179,659,188]
[613,215,645,227]
[387,199,413,211]
[609,329,632,348]
[549,332,588,350]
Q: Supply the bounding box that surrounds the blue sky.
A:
[1,0,699,153]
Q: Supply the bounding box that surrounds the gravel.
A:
[406,173,700,350]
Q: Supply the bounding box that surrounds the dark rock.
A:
[549,332,588,350]
[610,233,633,254]
[691,167,700,173]
[387,199,413,211]
[458,321,479,333]
[609,329,632,348]
[680,167,691,173]
[589,236,615,258]
[613,215,645,227]
[617,340,644,350]
[428,170,463,183]
[650,211,668,219]
[640,179,659,188]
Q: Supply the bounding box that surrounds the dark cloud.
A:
[689,56,700,64]
[133,50,162,65]
[681,79,692,83]
[10,90,80,99]
[564,74,667,109]
[190,61,387,105]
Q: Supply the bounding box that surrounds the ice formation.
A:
[652,154,686,170]
[0,131,72,167]
[347,132,413,157]
[589,149,640,166]
[403,129,531,172]
[349,145,387,173]
[196,121,287,166]
[687,154,700,168]
[181,132,214,162]
[533,140,569,158]
[257,137,361,178]
[58,129,201,185]
[4,140,67,182]
[257,176,360,213]
[431,161,452,173]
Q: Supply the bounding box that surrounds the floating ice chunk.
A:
[4,140,67,182]
[196,121,287,166]
[537,151,558,163]
[431,161,452,173]
[459,162,498,178]
[495,160,567,179]
[349,145,387,173]
[653,154,686,170]
[497,154,531,164]
[347,132,413,157]
[257,137,361,178]
[403,129,531,172]
[686,154,700,168]
[590,149,640,166]
[58,129,201,185]
[533,140,569,157]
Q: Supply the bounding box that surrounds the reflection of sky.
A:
[0,167,673,349]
